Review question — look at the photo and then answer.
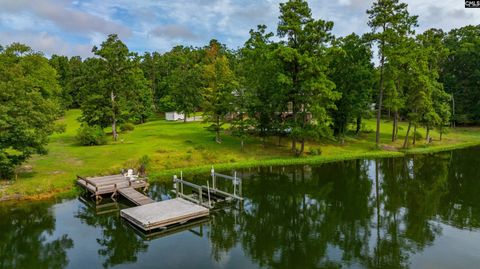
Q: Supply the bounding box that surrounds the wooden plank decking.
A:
[118,187,154,206]
[76,174,149,198]
[120,198,209,231]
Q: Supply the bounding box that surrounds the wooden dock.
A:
[120,198,209,231]
[118,187,154,206]
[77,168,243,234]
[76,174,149,202]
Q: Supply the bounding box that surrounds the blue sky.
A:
[0,0,478,58]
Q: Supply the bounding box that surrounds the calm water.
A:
[1,147,480,269]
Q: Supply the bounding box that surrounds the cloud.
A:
[150,25,198,40]
[1,0,480,58]
[0,31,92,58]
[0,0,131,38]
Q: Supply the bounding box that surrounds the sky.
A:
[0,0,479,58]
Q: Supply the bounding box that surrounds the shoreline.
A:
[2,140,479,203]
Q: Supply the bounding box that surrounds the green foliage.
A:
[276,0,340,155]
[309,147,322,156]
[0,43,62,179]
[138,155,150,176]
[79,34,153,140]
[159,46,203,119]
[119,123,135,132]
[441,25,480,125]
[75,125,107,146]
[237,25,285,139]
[414,130,423,140]
[49,55,84,109]
[328,33,375,136]
[367,0,419,144]
[202,40,239,143]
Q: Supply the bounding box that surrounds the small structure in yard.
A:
[165,111,185,121]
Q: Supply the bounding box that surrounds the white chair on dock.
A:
[125,169,138,182]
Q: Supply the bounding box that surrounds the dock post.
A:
[239,176,242,197]
[173,175,178,198]
[233,171,236,196]
[111,183,117,199]
[180,172,184,194]
[211,166,216,190]
[207,181,211,208]
[198,186,203,205]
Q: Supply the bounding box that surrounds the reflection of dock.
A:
[127,217,209,240]
[78,196,121,215]
[76,167,243,234]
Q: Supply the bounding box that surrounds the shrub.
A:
[414,130,423,140]
[138,155,150,176]
[309,147,322,156]
[119,122,135,132]
[76,125,107,146]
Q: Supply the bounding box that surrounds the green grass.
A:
[1,109,480,200]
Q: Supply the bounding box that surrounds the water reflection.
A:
[1,147,480,269]
[0,202,73,269]
[75,198,148,268]
[206,149,478,269]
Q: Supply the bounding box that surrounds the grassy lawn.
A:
[1,109,480,200]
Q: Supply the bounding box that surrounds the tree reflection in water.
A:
[3,148,476,269]
[0,201,73,269]
[207,150,467,269]
[75,199,148,268]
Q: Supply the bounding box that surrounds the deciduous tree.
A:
[0,43,62,178]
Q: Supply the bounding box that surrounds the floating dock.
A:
[120,198,209,231]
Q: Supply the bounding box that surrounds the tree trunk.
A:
[215,115,221,143]
[391,111,396,142]
[184,113,187,123]
[412,124,417,145]
[394,112,399,141]
[376,53,385,145]
[426,127,430,143]
[111,90,118,141]
[403,121,412,148]
[241,139,244,151]
[296,138,305,157]
[356,117,361,135]
[278,135,282,146]
[440,128,443,141]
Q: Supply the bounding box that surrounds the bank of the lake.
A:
[1,109,480,201]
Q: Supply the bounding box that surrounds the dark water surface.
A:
[1,147,480,269]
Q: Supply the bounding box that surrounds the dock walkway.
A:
[118,187,154,206]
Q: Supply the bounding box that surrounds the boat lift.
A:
[173,167,243,209]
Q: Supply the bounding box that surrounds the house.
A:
[165,111,185,121]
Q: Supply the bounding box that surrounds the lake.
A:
[1,147,480,269]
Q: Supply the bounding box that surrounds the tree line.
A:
[1,0,480,178]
